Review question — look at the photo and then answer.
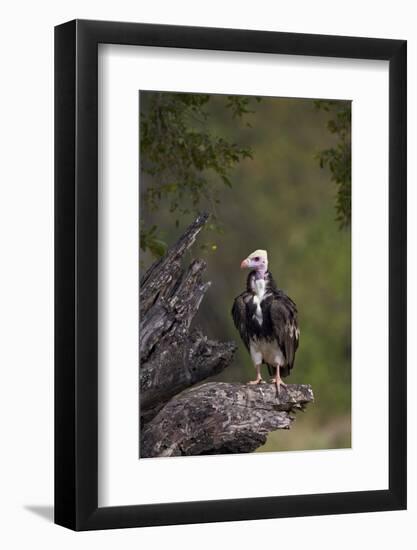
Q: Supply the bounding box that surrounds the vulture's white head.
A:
[240,249,268,273]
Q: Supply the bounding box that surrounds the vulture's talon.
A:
[247,378,263,385]
[275,380,287,395]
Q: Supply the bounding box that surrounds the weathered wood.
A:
[140,332,236,423]
[139,213,237,423]
[140,212,209,316]
[140,258,209,362]
[140,382,314,457]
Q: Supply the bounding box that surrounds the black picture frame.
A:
[55,19,407,531]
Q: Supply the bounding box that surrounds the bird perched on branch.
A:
[231,250,299,393]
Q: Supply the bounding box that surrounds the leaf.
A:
[148,239,168,258]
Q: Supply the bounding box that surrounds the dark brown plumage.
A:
[232,270,299,378]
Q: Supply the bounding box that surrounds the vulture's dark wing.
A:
[270,293,299,377]
[231,293,250,351]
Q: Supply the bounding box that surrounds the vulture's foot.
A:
[270,377,287,395]
[247,377,264,385]
[248,364,264,385]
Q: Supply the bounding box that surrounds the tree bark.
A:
[139,213,237,423]
[141,382,314,457]
[139,213,314,455]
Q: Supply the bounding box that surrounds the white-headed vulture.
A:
[231,249,299,392]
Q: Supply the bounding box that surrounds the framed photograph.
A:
[55,19,406,530]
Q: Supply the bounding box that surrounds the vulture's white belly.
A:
[249,339,285,367]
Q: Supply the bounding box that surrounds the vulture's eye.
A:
[254,257,260,261]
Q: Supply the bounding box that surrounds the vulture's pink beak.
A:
[240,258,250,269]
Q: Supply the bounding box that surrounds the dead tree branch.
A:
[141,382,314,457]
[140,213,236,423]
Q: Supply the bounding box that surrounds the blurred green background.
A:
[140,92,351,452]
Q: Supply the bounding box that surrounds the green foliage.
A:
[140,222,168,258]
[315,100,351,228]
[225,95,262,121]
[140,92,257,257]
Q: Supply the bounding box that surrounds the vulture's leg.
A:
[272,364,286,394]
[247,363,263,385]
